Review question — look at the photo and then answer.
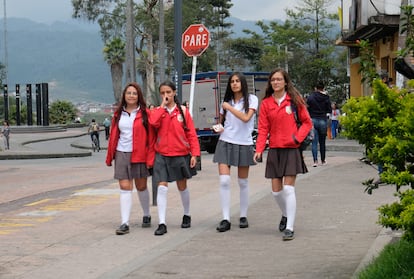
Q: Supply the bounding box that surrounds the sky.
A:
[1,0,302,24]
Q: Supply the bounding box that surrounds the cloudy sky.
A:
[2,0,303,24]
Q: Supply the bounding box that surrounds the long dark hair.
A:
[223,72,250,113]
[159,80,188,130]
[264,68,305,107]
[114,82,149,132]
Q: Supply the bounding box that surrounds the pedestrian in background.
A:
[330,102,341,139]
[1,120,10,150]
[213,72,258,232]
[254,68,312,241]
[149,80,200,236]
[103,117,111,140]
[306,82,331,167]
[105,82,156,235]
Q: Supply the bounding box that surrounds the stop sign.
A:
[181,24,210,57]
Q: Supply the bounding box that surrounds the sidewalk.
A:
[0,128,400,278]
[0,127,94,159]
[0,126,364,160]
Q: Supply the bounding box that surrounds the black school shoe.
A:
[154,224,167,236]
[216,219,231,232]
[142,216,151,228]
[282,229,295,241]
[239,217,249,228]
[115,223,129,235]
[279,216,287,232]
[181,215,191,228]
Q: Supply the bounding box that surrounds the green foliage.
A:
[378,190,414,241]
[103,37,125,65]
[356,39,378,85]
[342,79,414,239]
[49,100,78,125]
[8,104,28,125]
[225,0,347,101]
[356,238,414,279]
[396,5,414,59]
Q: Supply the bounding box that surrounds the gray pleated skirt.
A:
[114,151,150,180]
[153,153,197,183]
[213,140,256,167]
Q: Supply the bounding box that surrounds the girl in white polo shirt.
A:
[213,72,258,232]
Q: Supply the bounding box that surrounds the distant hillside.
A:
[1,18,114,104]
[0,17,270,105]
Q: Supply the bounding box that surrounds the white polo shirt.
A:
[219,94,258,145]
[117,107,139,152]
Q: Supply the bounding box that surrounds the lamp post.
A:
[3,0,8,85]
[3,0,9,122]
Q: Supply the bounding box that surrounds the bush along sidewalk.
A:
[341,78,414,240]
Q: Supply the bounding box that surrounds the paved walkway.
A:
[0,127,401,278]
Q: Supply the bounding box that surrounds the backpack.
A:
[291,102,314,151]
[92,123,99,132]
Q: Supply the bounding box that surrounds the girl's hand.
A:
[222,102,231,110]
[253,152,262,163]
[190,156,197,168]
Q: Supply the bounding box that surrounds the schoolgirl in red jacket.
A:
[106,82,156,235]
[254,68,312,241]
[149,80,200,236]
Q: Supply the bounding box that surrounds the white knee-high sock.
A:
[283,185,296,231]
[219,175,231,221]
[137,188,150,217]
[272,190,287,217]
[179,188,190,215]
[157,186,168,224]
[120,190,132,225]
[238,178,249,218]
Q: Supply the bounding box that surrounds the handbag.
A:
[291,102,314,151]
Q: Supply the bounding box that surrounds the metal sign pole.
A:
[189,56,197,117]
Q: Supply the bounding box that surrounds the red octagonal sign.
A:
[182,24,210,57]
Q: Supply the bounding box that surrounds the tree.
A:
[49,100,78,124]
[163,0,233,74]
[225,0,347,101]
[103,37,125,103]
[285,0,343,92]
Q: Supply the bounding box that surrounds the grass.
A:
[357,238,414,279]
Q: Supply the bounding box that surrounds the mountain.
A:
[228,17,274,37]
[1,18,113,104]
[0,17,269,105]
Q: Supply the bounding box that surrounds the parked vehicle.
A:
[181,71,269,153]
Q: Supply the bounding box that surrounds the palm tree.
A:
[103,37,125,103]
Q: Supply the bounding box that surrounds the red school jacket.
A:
[105,109,156,167]
[255,94,312,153]
[149,105,200,157]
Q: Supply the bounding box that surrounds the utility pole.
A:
[174,0,182,101]
[159,0,165,83]
[125,0,136,83]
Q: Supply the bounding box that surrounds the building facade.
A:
[338,0,402,97]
